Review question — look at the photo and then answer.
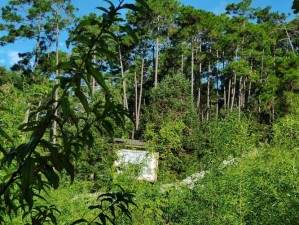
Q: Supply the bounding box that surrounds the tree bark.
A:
[137,58,144,131]
[191,42,194,98]
[206,47,211,120]
[181,53,184,72]
[224,85,227,110]
[119,44,128,110]
[238,76,243,121]
[227,77,231,110]
[36,100,42,121]
[243,77,246,108]
[134,73,138,130]
[154,15,160,89]
[196,41,202,111]
[230,46,239,112]
[283,23,295,53]
[248,80,252,103]
[52,20,59,145]
[230,72,236,112]
[216,50,219,119]
[223,51,227,110]
[91,55,96,95]
[33,14,42,70]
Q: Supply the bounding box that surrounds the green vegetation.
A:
[0,0,299,224]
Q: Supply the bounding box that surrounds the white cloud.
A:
[8,51,21,65]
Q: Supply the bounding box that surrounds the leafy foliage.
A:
[0,1,149,224]
[0,0,299,224]
[162,146,299,225]
[72,186,136,225]
[293,0,299,14]
[145,73,200,151]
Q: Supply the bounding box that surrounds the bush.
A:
[199,112,260,164]
[162,147,299,225]
[143,73,201,178]
[273,114,299,149]
[144,73,200,152]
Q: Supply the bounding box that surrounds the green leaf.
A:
[121,4,139,11]
[43,166,59,189]
[15,143,30,161]
[50,150,62,172]
[136,0,151,11]
[76,18,98,30]
[21,157,35,205]
[0,145,7,157]
[88,205,101,210]
[64,159,75,183]
[0,106,8,111]
[39,139,56,151]
[96,6,109,13]
[70,218,88,225]
[33,193,47,202]
[48,213,58,225]
[292,0,299,14]
[99,213,107,225]
[58,61,73,71]
[101,120,114,137]
[0,127,13,143]
[121,25,138,43]
[60,96,71,117]
[74,88,89,114]
[86,65,108,91]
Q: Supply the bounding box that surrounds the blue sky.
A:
[0,0,295,68]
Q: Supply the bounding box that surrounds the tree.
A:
[0,0,76,145]
[0,1,147,224]
[128,0,180,88]
[144,73,200,177]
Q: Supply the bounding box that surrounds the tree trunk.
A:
[248,80,252,103]
[36,100,42,121]
[191,43,194,98]
[272,87,275,122]
[243,77,246,108]
[23,103,30,142]
[206,47,211,121]
[196,41,202,111]
[134,73,138,130]
[259,49,265,115]
[33,14,42,70]
[230,72,236,112]
[52,20,59,145]
[119,44,128,110]
[224,85,227,110]
[223,51,227,110]
[137,58,144,131]
[227,77,231,110]
[283,23,295,53]
[24,103,30,125]
[230,46,239,112]
[91,55,96,95]
[216,50,219,119]
[238,76,243,121]
[154,16,160,89]
[181,53,184,72]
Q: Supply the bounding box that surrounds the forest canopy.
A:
[0,0,298,224]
